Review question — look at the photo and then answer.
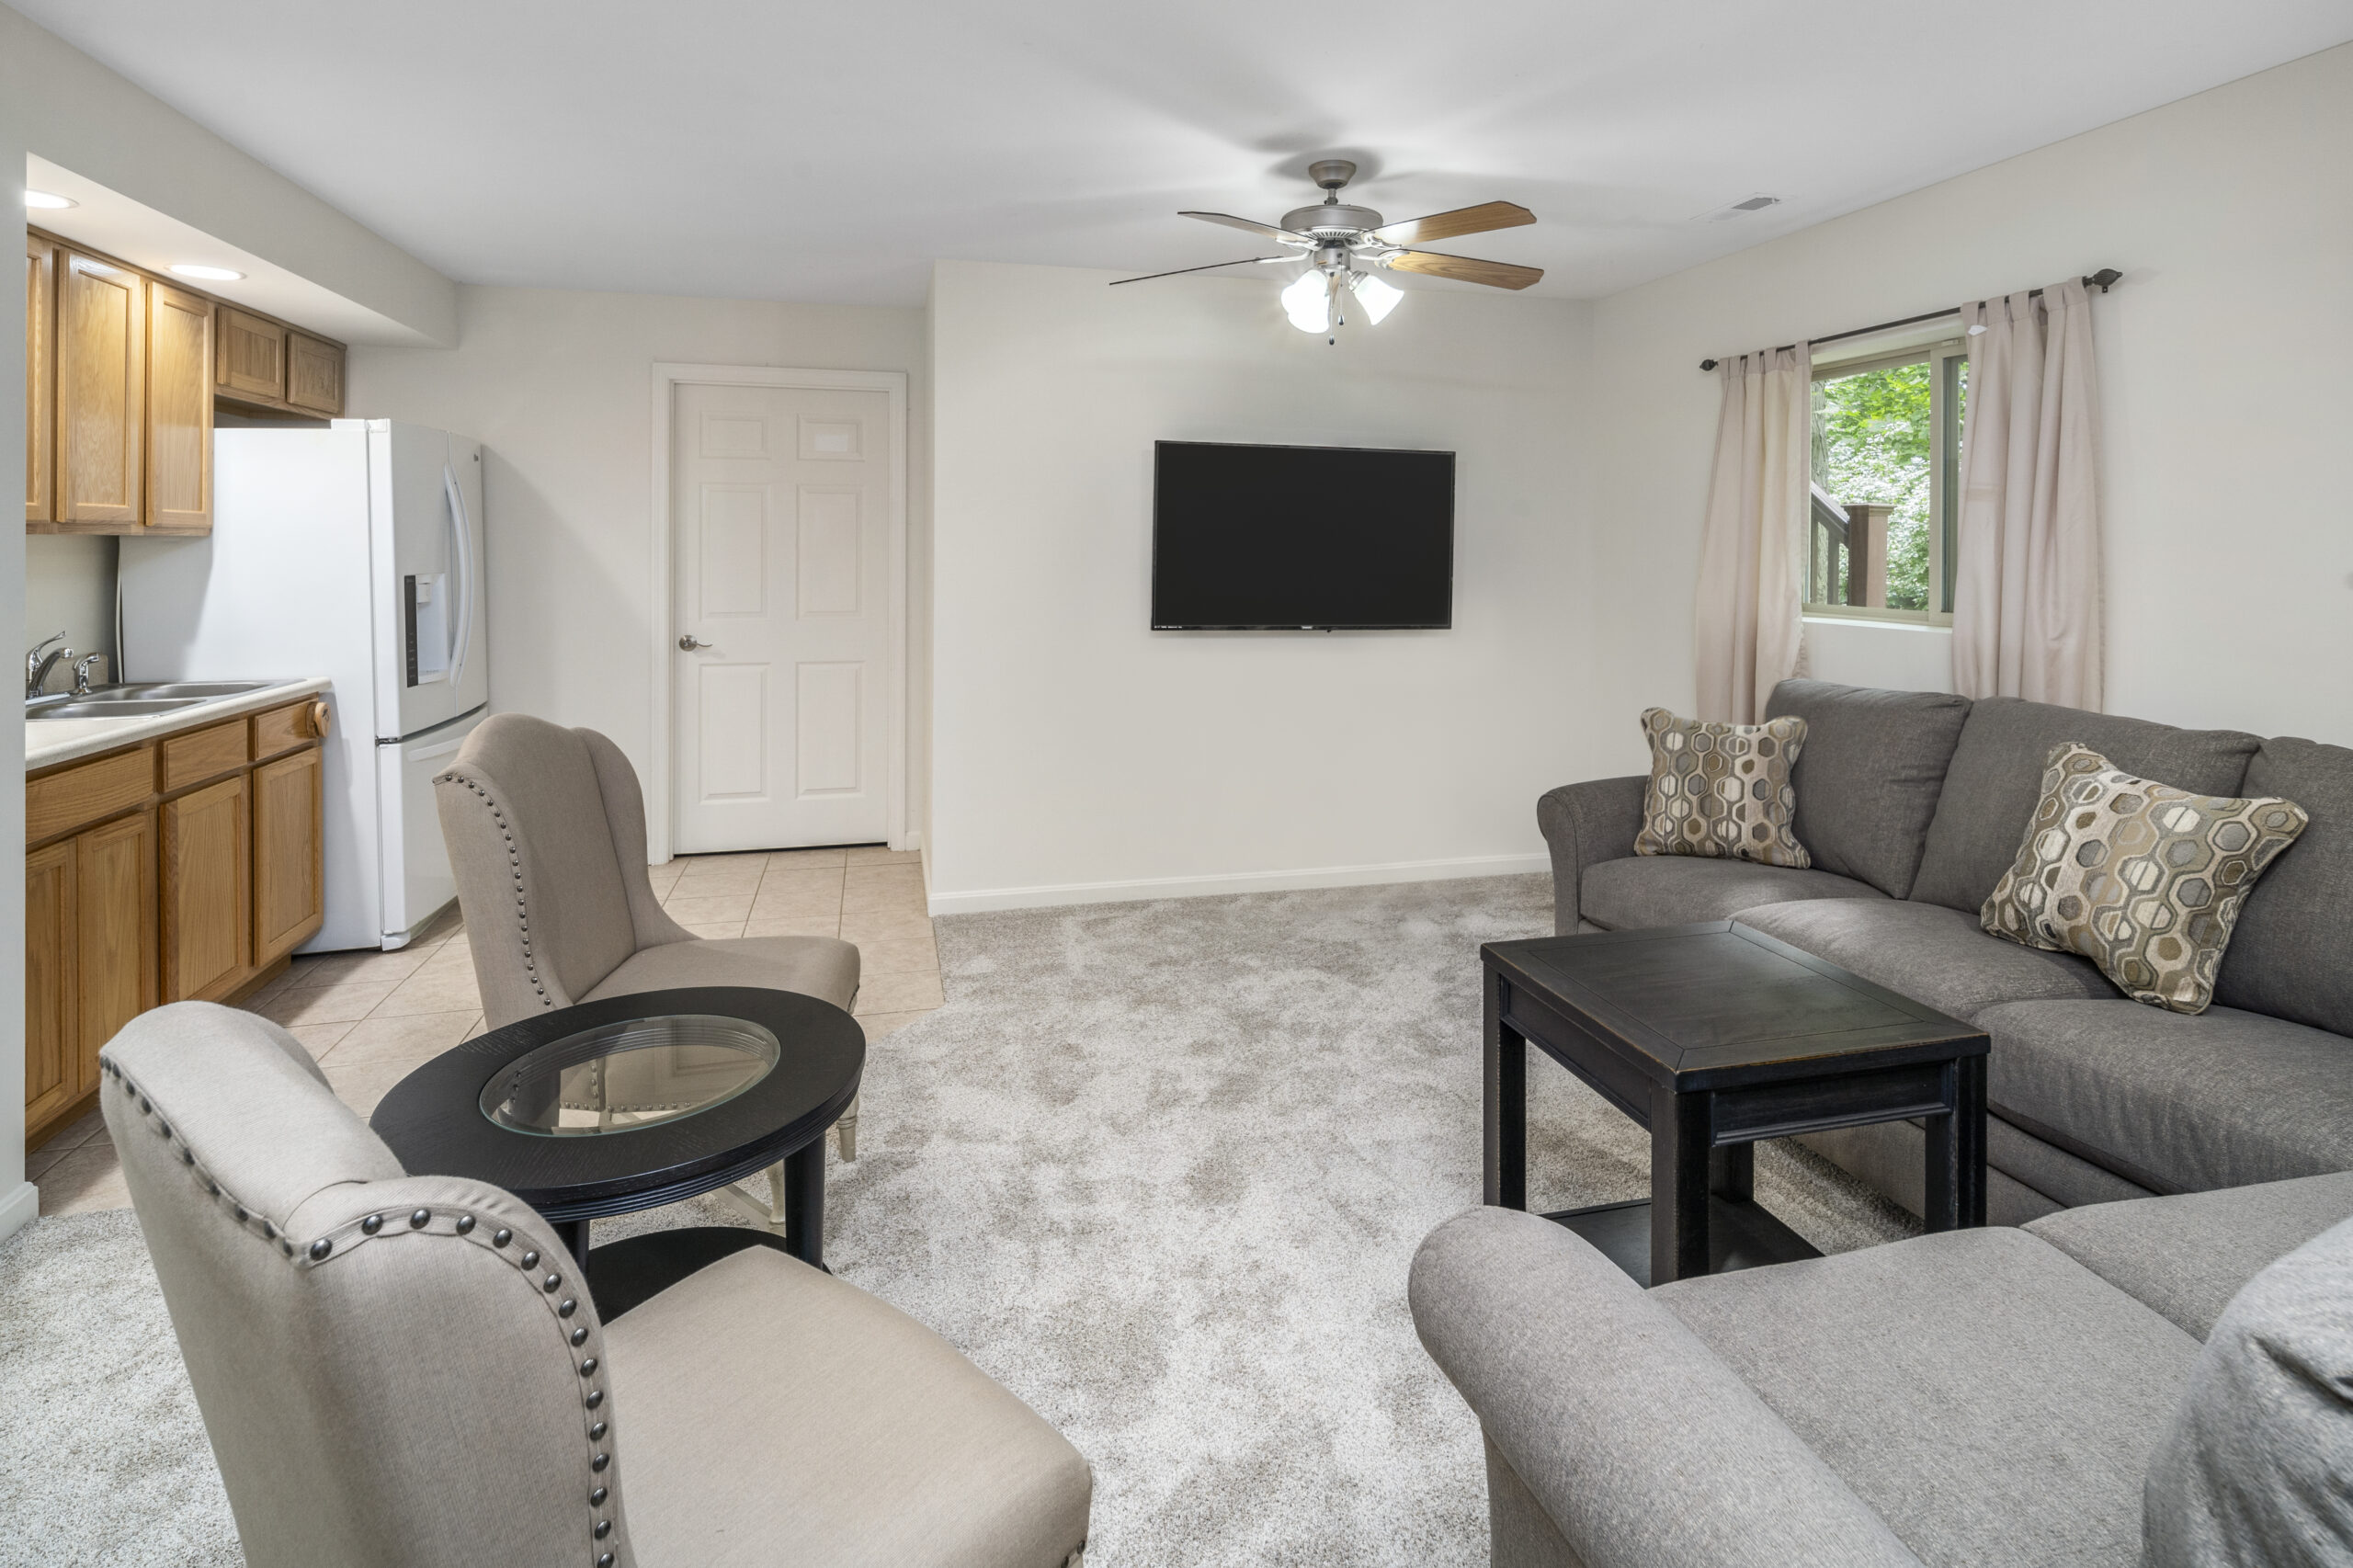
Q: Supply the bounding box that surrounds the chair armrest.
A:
[1535,775,1647,934]
[1410,1209,1924,1568]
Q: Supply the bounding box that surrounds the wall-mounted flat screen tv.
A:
[1151,440,1455,631]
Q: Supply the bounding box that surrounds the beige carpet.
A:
[0,875,1915,1565]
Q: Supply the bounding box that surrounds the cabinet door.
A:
[55,252,145,528]
[26,233,56,524]
[147,283,214,532]
[26,841,78,1130]
[285,333,344,415]
[76,810,159,1094]
[253,747,324,965]
[162,775,252,1003]
[215,307,286,404]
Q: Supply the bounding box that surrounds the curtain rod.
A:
[1697,268,2122,371]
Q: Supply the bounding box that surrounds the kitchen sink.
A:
[30,699,209,718]
[74,680,279,701]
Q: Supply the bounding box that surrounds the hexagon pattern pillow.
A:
[1983,742,2309,1014]
[1632,708,1811,868]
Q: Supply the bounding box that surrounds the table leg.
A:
[554,1218,591,1270]
[1483,967,1527,1210]
[1924,1056,1989,1231]
[1710,1142,1753,1203]
[782,1135,826,1269]
[1651,1086,1711,1284]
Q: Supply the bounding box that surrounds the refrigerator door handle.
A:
[443,462,474,692]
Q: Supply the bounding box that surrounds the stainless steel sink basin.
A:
[76,680,278,701]
[27,679,285,721]
[31,699,207,718]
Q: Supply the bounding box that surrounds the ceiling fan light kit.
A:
[1111,158,1542,342]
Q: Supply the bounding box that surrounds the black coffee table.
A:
[371,985,863,1316]
[1483,921,1987,1286]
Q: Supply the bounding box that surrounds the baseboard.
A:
[926,851,1551,915]
[0,1180,40,1245]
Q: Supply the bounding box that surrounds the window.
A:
[1805,340,1967,622]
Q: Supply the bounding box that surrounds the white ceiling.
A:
[16,0,2352,307]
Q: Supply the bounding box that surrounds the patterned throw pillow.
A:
[1982,743,2309,1014]
[1633,708,1811,868]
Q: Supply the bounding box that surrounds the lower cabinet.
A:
[24,699,326,1148]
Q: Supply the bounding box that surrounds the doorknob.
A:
[678,635,710,651]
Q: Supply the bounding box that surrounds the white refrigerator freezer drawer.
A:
[377,714,480,949]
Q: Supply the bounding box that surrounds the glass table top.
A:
[480,1014,783,1137]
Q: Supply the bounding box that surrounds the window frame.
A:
[1802,336,1966,628]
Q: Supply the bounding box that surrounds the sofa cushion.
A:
[2143,1216,2353,1568]
[1908,697,2261,916]
[1580,856,1884,931]
[1765,679,1972,899]
[2026,1171,2353,1339]
[1655,1227,2200,1568]
[1634,708,1811,866]
[2214,736,2353,1038]
[1979,998,2353,1196]
[1734,898,2116,1023]
[1980,742,2309,1015]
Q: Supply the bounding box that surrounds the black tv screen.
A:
[1151,440,1455,630]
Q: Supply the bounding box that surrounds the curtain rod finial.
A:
[2085,267,2122,293]
[1699,358,1719,371]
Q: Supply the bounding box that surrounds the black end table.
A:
[371,985,862,1315]
[1483,921,1987,1286]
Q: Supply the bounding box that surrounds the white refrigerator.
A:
[121,420,489,952]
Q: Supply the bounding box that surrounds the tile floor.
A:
[27,846,937,1217]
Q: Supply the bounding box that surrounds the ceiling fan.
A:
[1112,159,1542,338]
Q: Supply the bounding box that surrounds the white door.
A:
[671,382,895,852]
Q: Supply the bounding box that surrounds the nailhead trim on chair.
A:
[102,1054,623,1561]
[435,769,558,1012]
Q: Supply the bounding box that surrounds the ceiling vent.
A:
[1698,194,1784,222]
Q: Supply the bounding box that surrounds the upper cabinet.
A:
[54,251,145,528]
[23,227,344,536]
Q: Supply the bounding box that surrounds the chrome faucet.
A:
[26,631,73,699]
[73,652,108,696]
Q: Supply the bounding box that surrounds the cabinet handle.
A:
[301,700,333,739]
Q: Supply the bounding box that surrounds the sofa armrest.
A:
[1410,1209,1924,1568]
[1536,775,1647,934]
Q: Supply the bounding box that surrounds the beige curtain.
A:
[1694,345,1811,722]
[1951,278,2104,708]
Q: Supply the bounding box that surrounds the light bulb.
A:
[24,190,74,210]
[1349,271,1404,325]
[1280,268,1331,334]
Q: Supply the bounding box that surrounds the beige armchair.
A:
[102,1003,1091,1568]
[435,713,864,1197]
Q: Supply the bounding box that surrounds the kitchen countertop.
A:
[27,677,333,772]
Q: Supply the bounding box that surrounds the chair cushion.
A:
[1734,898,2117,1023]
[2026,1171,2353,1339]
[605,1244,1091,1568]
[2143,1216,2353,1568]
[1654,1227,2200,1568]
[1909,697,2261,916]
[1581,856,1883,931]
[586,934,862,1014]
[1766,679,1972,899]
[2214,736,2353,1038]
[1978,998,2353,1196]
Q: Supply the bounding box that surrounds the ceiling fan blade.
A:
[1370,201,1536,247]
[1179,210,1315,244]
[1384,250,1545,290]
[1108,256,1289,286]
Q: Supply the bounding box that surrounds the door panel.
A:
[26,233,55,524]
[76,811,158,1090]
[216,307,286,403]
[55,252,144,527]
[147,282,214,531]
[672,383,895,851]
[162,775,252,1003]
[25,841,77,1130]
[254,748,324,964]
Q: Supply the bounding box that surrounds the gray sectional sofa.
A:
[1537,679,2353,1225]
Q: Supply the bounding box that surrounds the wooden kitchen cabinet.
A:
[162,773,252,1004]
[285,332,345,415]
[215,306,287,404]
[25,233,55,524]
[146,281,215,532]
[24,697,328,1148]
[53,250,145,528]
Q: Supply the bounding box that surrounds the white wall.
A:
[2,66,32,1240]
[1587,41,2353,747]
[347,285,930,836]
[25,536,116,684]
[926,259,1595,910]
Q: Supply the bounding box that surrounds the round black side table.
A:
[370,986,863,1311]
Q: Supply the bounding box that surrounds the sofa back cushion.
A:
[1909,698,2261,915]
[2213,737,2353,1038]
[1765,679,1972,897]
[2143,1215,2353,1568]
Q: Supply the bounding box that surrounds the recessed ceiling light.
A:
[170,264,245,281]
[25,190,75,210]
